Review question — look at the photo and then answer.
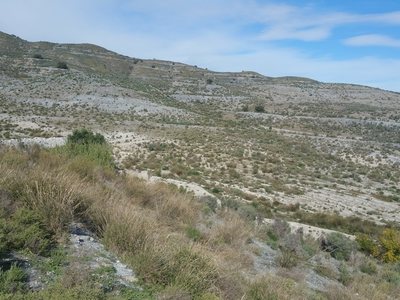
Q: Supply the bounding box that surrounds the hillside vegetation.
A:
[0,131,399,299]
[0,31,400,299]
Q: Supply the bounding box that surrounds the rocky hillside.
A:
[1,31,400,299]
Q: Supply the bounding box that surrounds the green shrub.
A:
[56,61,68,69]
[0,264,27,294]
[293,211,381,236]
[381,269,400,284]
[0,208,54,257]
[356,229,400,263]
[254,105,265,113]
[0,219,10,258]
[55,129,113,169]
[356,234,379,257]
[135,247,217,297]
[338,263,352,286]
[8,208,53,255]
[359,259,378,275]
[322,233,356,261]
[379,228,400,263]
[246,276,308,300]
[67,129,106,145]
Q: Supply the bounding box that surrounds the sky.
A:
[1,0,400,92]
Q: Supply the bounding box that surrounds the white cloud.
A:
[255,8,400,42]
[344,34,400,48]
[259,25,331,41]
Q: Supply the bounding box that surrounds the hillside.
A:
[0,31,400,299]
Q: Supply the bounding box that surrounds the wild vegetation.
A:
[0,132,399,299]
[0,31,399,299]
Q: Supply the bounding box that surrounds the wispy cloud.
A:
[257,8,400,42]
[344,34,400,48]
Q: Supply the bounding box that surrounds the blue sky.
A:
[1,0,400,91]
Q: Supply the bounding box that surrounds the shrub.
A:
[56,61,68,69]
[9,208,53,255]
[246,276,309,300]
[357,229,400,263]
[271,219,290,237]
[379,228,400,263]
[67,129,106,145]
[0,207,54,256]
[321,233,356,261]
[381,269,400,284]
[16,173,85,234]
[359,259,378,274]
[0,218,11,258]
[277,248,299,268]
[338,263,352,286]
[0,264,27,294]
[171,248,218,296]
[356,234,379,257]
[32,54,43,59]
[314,264,337,279]
[57,129,113,169]
[254,105,265,113]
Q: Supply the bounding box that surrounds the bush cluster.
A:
[357,228,400,263]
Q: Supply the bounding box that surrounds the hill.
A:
[0,31,399,299]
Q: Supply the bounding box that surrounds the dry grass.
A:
[245,275,311,300]
[1,145,399,299]
[0,146,218,297]
[207,210,252,248]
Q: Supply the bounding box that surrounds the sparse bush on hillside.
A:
[0,206,55,257]
[356,229,400,263]
[254,105,265,113]
[1,143,399,298]
[293,211,381,236]
[0,264,27,294]
[322,233,356,261]
[32,54,43,59]
[356,234,380,257]
[380,228,400,263]
[67,129,106,145]
[57,129,113,169]
[246,275,310,300]
[56,61,68,69]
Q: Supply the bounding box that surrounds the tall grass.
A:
[0,145,219,297]
[1,144,398,299]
